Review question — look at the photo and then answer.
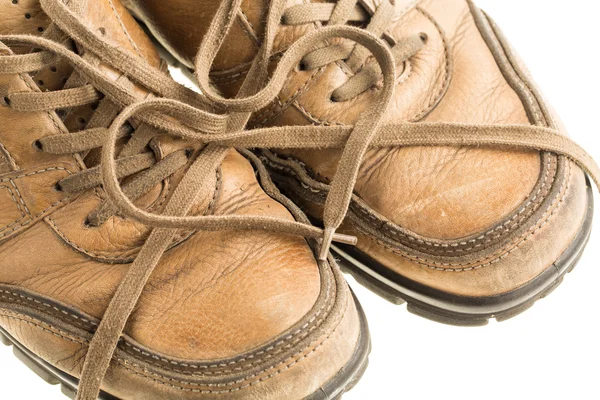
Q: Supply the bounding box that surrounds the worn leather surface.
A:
[125,0,590,297]
[0,289,359,399]
[0,0,361,398]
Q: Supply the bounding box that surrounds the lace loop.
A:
[1,1,598,399]
[99,98,360,245]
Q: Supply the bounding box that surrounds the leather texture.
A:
[124,0,590,297]
[0,0,362,398]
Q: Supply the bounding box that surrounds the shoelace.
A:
[192,0,600,261]
[1,0,599,399]
[0,0,354,398]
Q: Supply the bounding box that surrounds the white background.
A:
[2,1,599,399]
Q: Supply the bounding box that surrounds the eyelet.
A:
[53,182,63,192]
[419,32,429,44]
[330,92,341,103]
[297,61,308,72]
[1,96,10,107]
[32,140,43,151]
[83,218,93,229]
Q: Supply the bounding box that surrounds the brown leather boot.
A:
[123,0,598,326]
[0,0,369,398]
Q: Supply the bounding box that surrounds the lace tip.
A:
[318,228,358,261]
[332,233,358,246]
[319,227,335,261]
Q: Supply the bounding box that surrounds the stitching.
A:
[257,7,445,127]
[0,290,98,327]
[0,310,340,393]
[44,166,223,262]
[206,167,222,216]
[0,261,337,373]
[210,69,248,84]
[369,161,572,271]
[107,0,143,59]
[0,141,18,170]
[0,167,72,183]
[9,179,31,215]
[251,96,283,127]
[410,6,452,121]
[0,186,30,235]
[0,312,86,346]
[115,296,349,392]
[293,101,347,127]
[45,216,140,261]
[0,185,26,218]
[253,66,327,127]
[0,169,74,240]
[13,66,79,170]
[263,66,325,124]
[0,216,29,235]
[119,280,335,373]
[263,152,558,254]
[351,157,556,253]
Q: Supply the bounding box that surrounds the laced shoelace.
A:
[192,0,600,260]
[1,0,599,399]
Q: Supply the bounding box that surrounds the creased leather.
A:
[0,0,362,398]
[124,0,591,298]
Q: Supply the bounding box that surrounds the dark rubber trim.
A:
[305,292,371,400]
[0,291,370,400]
[334,179,594,326]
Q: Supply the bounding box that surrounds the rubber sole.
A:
[0,292,370,400]
[334,180,594,326]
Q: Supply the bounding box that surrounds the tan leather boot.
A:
[123,0,598,325]
[0,0,369,398]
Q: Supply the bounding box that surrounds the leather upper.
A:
[124,0,590,297]
[0,0,362,398]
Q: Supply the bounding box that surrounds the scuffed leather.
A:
[125,0,540,239]
[0,290,360,399]
[124,0,591,297]
[341,163,587,296]
[0,0,362,398]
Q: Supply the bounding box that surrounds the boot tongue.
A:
[206,0,418,97]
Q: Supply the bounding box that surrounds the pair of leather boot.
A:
[0,0,596,398]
